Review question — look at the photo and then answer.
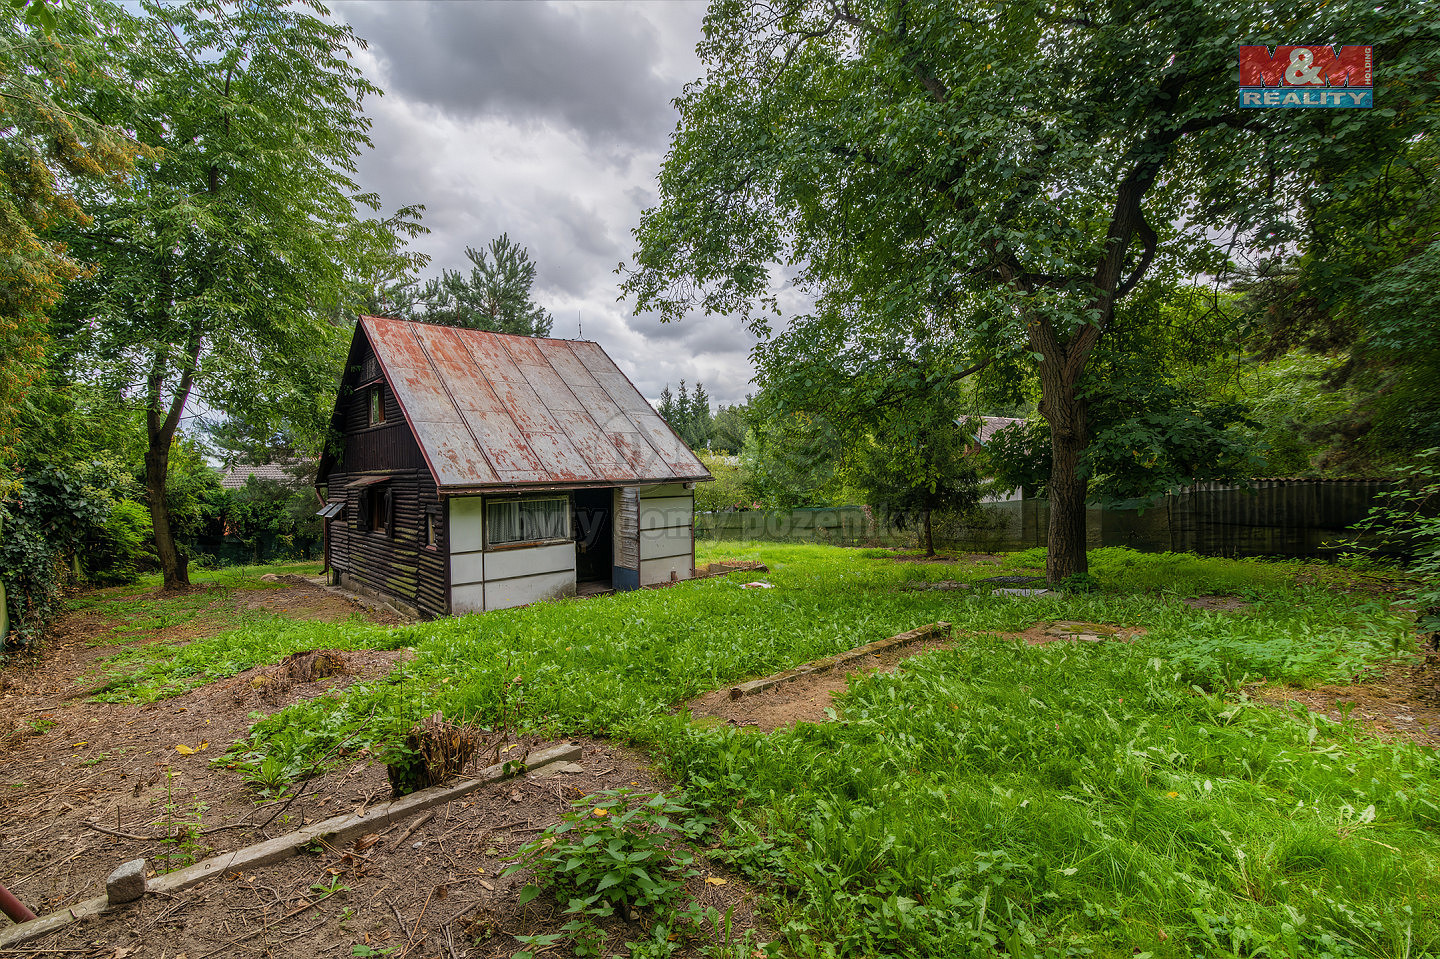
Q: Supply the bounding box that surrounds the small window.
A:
[487,497,568,547]
[368,387,385,426]
[359,486,392,535]
[425,512,436,548]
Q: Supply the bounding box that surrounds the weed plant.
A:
[505,789,716,957]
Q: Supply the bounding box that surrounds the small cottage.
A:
[316,315,711,618]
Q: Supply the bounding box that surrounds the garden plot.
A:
[688,625,956,732]
[9,740,761,958]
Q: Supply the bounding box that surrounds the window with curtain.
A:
[487,497,568,547]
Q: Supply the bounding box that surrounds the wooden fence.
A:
[696,478,1402,559]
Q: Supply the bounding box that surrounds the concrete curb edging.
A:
[0,741,582,949]
[727,622,952,700]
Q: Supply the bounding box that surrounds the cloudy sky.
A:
[332,0,761,407]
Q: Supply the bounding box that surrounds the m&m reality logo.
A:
[1238,45,1372,108]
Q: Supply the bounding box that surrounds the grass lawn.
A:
[85,544,1437,957]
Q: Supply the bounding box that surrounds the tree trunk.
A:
[145,439,189,590]
[145,330,202,591]
[1034,330,1093,586]
[922,508,935,556]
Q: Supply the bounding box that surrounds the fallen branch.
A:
[399,884,436,959]
[391,811,435,849]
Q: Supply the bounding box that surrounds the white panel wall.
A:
[485,542,575,610]
[638,484,694,586]
[486,542,575,581]
[450,496,486,553]
[451,582,485,616]
[449,494,577,612]
[449,496,486,613]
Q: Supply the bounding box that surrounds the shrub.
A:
[1355,448,1440,633]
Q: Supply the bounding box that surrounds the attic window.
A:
[368,387,385,426]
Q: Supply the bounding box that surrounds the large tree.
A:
[0,2,142,456]
[59,0,383,588]
[624,0,1438,583]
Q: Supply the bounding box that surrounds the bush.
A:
[1356,448,1440,632]
[694,453,752,512]
[0,466,109,647]
[86,499,154,585]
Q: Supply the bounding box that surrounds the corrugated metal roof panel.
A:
[357,315,708,490]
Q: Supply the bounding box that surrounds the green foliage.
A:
[86,499,152,586]
[0,464,109,645]
[0,1,144,452]
[206,544,1409,788]
[693,452,751,512]
[739,408,844,509]
[1355,449,1440,632]
[222,474,320,563]
[1232,135,1440,474]
[67,543,1436,955]
[53,0,388,585]
[407,233,553,336]
[661,640,1439,958]
[163,438,225,553]
[624,0,1439,580]
[509,789,708,915]
[506,789,718,959]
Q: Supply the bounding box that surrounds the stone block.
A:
[107,859,147,904]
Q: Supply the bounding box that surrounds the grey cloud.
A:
[341,1,673,149]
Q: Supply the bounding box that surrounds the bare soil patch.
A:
[688,637,955,732]
[695,560,768,578]
[899,580,974,592]
[11,740,762,958]
[2,580,404,705]
[0,581,760,957]
[1249,657,1440,749]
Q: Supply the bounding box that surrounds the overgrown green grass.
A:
[75,544,1434,957]
[659,644,1440,957]
[67,560,325,646]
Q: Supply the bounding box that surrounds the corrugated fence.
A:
[696,479,1401,559]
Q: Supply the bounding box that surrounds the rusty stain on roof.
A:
[357,315,711,491]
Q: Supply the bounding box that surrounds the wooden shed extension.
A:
[317,316,711,618]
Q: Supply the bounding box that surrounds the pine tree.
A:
[689,382,713,450]
[414,233,553,335]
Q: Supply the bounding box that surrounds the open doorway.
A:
[573,488,613,591]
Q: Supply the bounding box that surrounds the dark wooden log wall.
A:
[325,351,449,618]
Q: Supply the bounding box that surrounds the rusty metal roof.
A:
[356,315,710,491]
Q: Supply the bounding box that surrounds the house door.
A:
[573,488,613,585]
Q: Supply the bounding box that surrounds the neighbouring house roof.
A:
[326,315,711,491]
[220,462,302,490]
[970,416,1026,444]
